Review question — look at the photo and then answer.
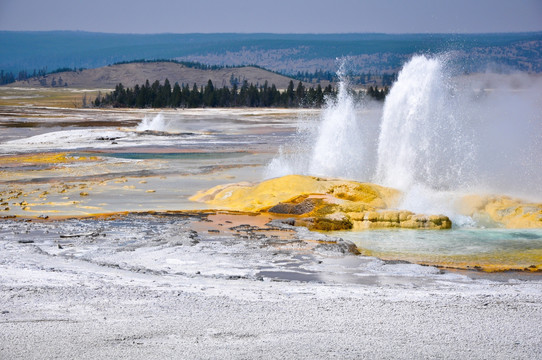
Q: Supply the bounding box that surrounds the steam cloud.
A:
[266,55,542,204]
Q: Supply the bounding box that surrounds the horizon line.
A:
[2,29,542,36]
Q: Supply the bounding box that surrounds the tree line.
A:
[1,69,47,85]
[95,79,389,108]
[94,79,390,108]
[113,59,247,71]
[96,79,330,108]
[0,67,86,85]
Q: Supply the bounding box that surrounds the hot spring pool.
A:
[337,228,542,271]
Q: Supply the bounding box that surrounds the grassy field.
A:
[0,87,108,108]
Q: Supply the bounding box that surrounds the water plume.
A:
[375,55,474,192]
[307,63,367,179]
[265,60,377,180]
[376,54,542,207]
[266,54,542,222]
[137,113,170,132]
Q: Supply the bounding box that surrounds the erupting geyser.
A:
[373,55,476,219]
[375,54,542,216]
[307,64,366,179]
[265,61,374,180]
[375,55,473,192]
[137,113,170,132]
[266,54,542,224]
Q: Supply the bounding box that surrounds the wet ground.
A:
[0,212,461,285]
[2,211,541,360]
[0,99,540,277]
[0,105,306,216]
[1,93,541,359]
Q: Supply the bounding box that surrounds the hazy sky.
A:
[1,0,541,34]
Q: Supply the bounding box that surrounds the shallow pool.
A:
[336,228,542,271]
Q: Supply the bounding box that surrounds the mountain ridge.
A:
[7,61,304,89]
[1,31,541,74]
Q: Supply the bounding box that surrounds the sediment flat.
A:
[1,215,541,359]
[1,94,541,359]
[1,254,541,359]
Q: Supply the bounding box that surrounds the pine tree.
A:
[171,82,181,107]
[189,83,200,107]
[161,78,172,106]
[286,80,295,107]
[203,79,216,107]
[295,81,305,106]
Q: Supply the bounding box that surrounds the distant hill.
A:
[9,62,301,89]
[1,31,541,75]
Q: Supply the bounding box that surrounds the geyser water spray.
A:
[375,54,542,215]
[266,54,542,221]
[265,61,376,180]
[137,113,170,132]
[373,55,477,219]
[307,64,368,179]
[375,55,474,192]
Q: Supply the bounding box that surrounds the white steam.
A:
[137,113,170,132]
[265,54,542,218]
[265,61,381,180]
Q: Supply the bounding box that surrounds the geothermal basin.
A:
[1,58,542,358]
[1,57,542,274]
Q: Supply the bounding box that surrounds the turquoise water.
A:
[93,152,250,160]
[336,228,542,270]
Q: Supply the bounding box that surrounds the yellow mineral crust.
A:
[190,175,453,230]
[0,153,98,166]
[0,153,69,166]
[191,176,542,230]
[460,195,542,228]
[359,247,542,272]
[348,210,451,230]
[189,175,400,213]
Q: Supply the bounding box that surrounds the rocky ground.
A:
[1,213,541,359]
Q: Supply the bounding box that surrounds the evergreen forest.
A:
[96,79,389,108]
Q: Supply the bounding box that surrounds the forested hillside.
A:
[2,31,541,76]
[7,61,300,89]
